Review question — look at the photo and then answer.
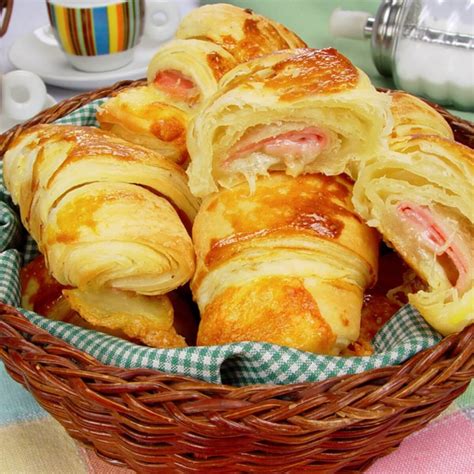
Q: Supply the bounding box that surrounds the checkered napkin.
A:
[0,100,442,386]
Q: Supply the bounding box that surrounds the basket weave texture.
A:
[0,81,473,473]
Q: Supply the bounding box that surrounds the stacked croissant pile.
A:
[4,4,473,356]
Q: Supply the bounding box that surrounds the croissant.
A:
[4,125,199,346]
[353,135,473,335]
[192,172,379,354]
[97,86,190,165]
[175,3,306,64]
[101,4,306,157]
[186,48,392,197]
[389,91,454,142]
[147,39,238,108]
[148,4,305,106]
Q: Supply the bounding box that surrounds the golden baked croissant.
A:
[149,4,306,106]
[4,125,199,347]
[97,86,190,165]
[148,4,305,108]
[147,39,238,108]
[186,48,392,197]
[353,135,473,336]
[192,172,379,354]
[175,3,306,63]
[388,91,454,142]
[100,4,306,158]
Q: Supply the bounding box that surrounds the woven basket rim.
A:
[0,79,473,473]
[0,303,472,471]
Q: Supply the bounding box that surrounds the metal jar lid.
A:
[370,0,406,76]
[330,0,406,76]
[330,0,474,83]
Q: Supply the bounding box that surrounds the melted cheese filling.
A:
[397,202,473,296]
[220,122,340,188]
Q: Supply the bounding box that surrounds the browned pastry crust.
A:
[388,91,454,141]
[97,86,190,165]
[175,3,306,64]
[103,4,307,159]
[192,172,379,354]
[4,125,199,348]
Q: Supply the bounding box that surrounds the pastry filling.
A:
[154,69,199,104]
[397,202,472,294]
[222,123,334,187]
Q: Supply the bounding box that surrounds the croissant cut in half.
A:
[186,47,392,197]
[353,95,473,336]
[4,125,200,347]
[192,172,379,354]
[147,39,238,109]
[149,3,306,107]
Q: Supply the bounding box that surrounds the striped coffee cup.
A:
[46,0,179,72]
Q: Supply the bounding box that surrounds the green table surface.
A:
[202,0,473,122]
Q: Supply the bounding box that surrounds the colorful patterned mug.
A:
[46,0,180,72]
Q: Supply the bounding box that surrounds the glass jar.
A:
[330,0,474,110]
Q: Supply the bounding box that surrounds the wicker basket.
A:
[0,81,473,473]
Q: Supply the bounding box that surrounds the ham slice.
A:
[154,70,199,103]
[227,126,328,164]
[398,202,471,293]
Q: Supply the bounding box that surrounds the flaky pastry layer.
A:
[3,125,198,295]
[353,134,473,335]
[192,172,379,354]
[97,86,191,165]
[187,48,392,197]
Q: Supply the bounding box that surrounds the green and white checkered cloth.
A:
[0,100,442,386]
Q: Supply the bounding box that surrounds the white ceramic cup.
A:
[1,70,47,124]
[46,0,181,73]
[144,0,181,41]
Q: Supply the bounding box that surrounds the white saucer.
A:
[1,94,56,134]
[9,25,157,90]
